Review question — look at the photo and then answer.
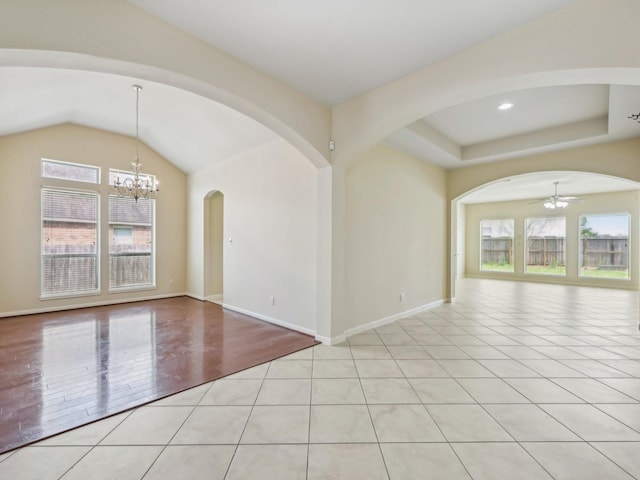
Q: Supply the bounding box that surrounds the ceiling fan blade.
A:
[558,196,580,201]
[528,198,548,205]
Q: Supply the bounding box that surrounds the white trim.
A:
[315,334,347,346]
[465,272,637,290]
[221,303,316,337]
[0,292,188,318]
[206,294,224,305]
[186,292,207,301]
[344,299,445,338]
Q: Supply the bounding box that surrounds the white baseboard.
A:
[186,292,206,301]
[0,292,188,318]
[344,299,445,338]
[207,294,224,304]
[221,303,317,338]
[315,334,347,346]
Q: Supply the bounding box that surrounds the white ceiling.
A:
[0,68,277,174]
[427,85,610,146]
[127,0,576,105]
[385,83,640,168]
[2,0,640,201]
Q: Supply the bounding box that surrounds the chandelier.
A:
[112,84,159,202]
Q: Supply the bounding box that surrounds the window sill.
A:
[41,290,101,301]
[109,285,156,294]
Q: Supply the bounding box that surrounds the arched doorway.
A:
[204,191,224,303]
[450,171,640,299]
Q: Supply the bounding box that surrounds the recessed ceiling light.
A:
[498,102,514,111]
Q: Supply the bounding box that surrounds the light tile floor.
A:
[3,278,640,479]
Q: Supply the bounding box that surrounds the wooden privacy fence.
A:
[481,237,513,265]
[581,237,628,269]
[481,236,628,268]
[527,237,565,266]
[42,252,152,294]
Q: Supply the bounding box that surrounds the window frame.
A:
[41,186,101,299]
[108,192,156,292]
[40,159,159,299]
[578,212,630,281]
[41,158,101,184]
[479,218,515,273]
[523,216,567,276]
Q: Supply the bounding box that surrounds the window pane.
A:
[109,195,154,289]
[579,214,629,279]
[42,188,99,296]
[42,158,100,184]
[480,219,514,272]
[525,217,566,275]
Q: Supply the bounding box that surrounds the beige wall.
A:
[464,190,639,289]
[188,139,318,334]
[346,145,447,330]
[448,138,640,202]
[0,124,187,316]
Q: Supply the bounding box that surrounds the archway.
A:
[450,169,640,300]
[204,191,224,303]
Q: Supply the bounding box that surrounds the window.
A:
[42,158,100,184]
[579,213,629,279]
[40,159,157,297]
[480,219,514,272]
[41,188,99,297]
[109,195,155,290]
[525,217,566,275]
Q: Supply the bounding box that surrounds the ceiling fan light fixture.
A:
[536,182,576,209]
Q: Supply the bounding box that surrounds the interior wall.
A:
[464,189,639,289]
[188,138,318,334]
[346,144,447,331]
[448,138,640,202]
[0,123,188,316]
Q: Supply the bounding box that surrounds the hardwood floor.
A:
[0,297,318,453]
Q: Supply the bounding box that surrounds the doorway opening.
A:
[204,191,224,304]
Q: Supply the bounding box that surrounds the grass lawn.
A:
[525,265,566,275]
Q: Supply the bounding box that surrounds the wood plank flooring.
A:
[0,297,318,453]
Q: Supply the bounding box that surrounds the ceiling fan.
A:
[529,181,581,209]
